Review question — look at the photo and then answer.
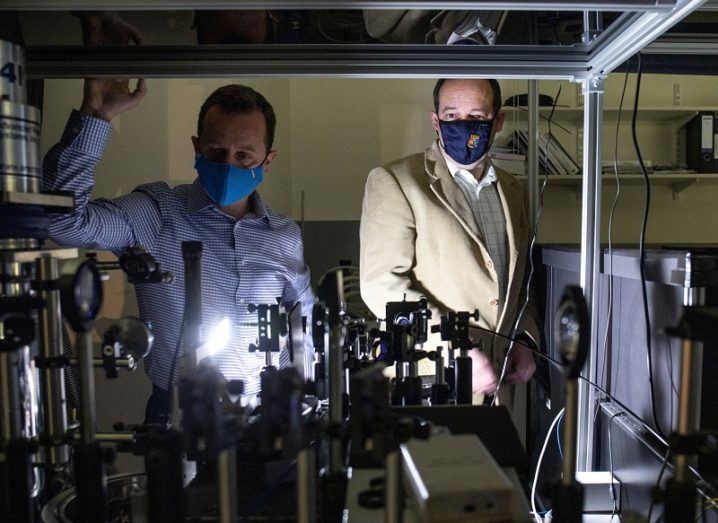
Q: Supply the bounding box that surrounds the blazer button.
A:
[490,299,498,306]
[486,260,493,269]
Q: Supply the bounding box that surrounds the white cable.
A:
[532,407,565,523]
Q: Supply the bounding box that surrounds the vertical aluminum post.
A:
[37,254,69,466]
[217,447,238,523]
[577,77,604,472]
[77,330,96,445]
[527,80,540,228]
[682,258,704,448]
[297,446,317,523]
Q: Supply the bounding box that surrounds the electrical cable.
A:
[239,459,298,522]
[602,64,633,521]
[664,334,679,426]
[556,412,564,460]
[492,82,562,406]
[473,324,669,446]
[646,449,672,523]
[532,407,566,523]
[475,324,718,516]
[631,51,665,439]
[598,58,632,393]
[167,312,187,394]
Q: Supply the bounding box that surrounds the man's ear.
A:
[262,149,278,172]
[430,111,440,133]
[493,110,505,133]
[191,135,199,153]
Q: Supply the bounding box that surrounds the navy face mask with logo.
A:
[194,153,264,207]
[438,118,494,166]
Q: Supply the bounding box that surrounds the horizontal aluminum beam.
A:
[588,0,707,75]
[25,44,590,80]
[1,0,677,11]
[646,36,718,54]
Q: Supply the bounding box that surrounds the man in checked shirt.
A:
[43,79,314,422]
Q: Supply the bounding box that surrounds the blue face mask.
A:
[438,118,494,166]
[194,153,264,207]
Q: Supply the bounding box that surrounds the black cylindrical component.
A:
[403,376,422,406]
[552,482,583,523]
[74,442,106,523]
[454,353,472,405]
[1,438,33,523]
[430,383,449,405]
[314,357,326,399]
[181,241,203,355]
[664,477,696,523]
[146,431,185,523]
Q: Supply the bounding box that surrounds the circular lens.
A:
[63,260,102,330]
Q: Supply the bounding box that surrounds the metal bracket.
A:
[581,76,606,95]
[672,178,697,200]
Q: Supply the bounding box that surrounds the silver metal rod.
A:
[562,380,578,485]
[73,431,135,443]
[385,449,402,523]
[297,446,317,523]
[265,351,273,368]
[577,78,604,473]
[682,282,704,436]
[328,341,344,474]
[527,79,539,229]
[1,1,678,11]
[217,447,238,523]
[0,352,23,442]
[37,255,69,467]
[69,357,135,369]
[77,330,96,444]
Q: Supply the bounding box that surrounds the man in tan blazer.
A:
[359,78,538,404]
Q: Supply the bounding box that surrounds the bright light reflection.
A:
[196,317,231,363]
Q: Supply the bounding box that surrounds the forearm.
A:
[42,111,148,251]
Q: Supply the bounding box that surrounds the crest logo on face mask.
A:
[467,132,481,149]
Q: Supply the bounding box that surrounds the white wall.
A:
[41,73,718,253]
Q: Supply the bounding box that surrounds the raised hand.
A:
[79,78,147,122]
[76,11,143,46]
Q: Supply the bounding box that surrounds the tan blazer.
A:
[359,141,539,371]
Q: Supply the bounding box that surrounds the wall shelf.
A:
[515,173,718,200]
[504,106,718,123]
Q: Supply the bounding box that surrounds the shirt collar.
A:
[440,145,497,189]
[186,179,276,227]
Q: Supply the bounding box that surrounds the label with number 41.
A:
[1,61,24,87]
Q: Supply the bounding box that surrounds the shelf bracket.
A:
[672,178,698,200]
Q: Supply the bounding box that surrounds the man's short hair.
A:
[432,79,502,117]
[197,84,277,151]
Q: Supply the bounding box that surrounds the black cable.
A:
[239,459,298,521]
[166,312,186,393]
[599,58,632,393]
[647,449,672,523]
[472,324,668,446]
[492,82,562,404]
[631,51,665,439]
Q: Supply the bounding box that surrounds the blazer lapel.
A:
[424,142,484,244]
